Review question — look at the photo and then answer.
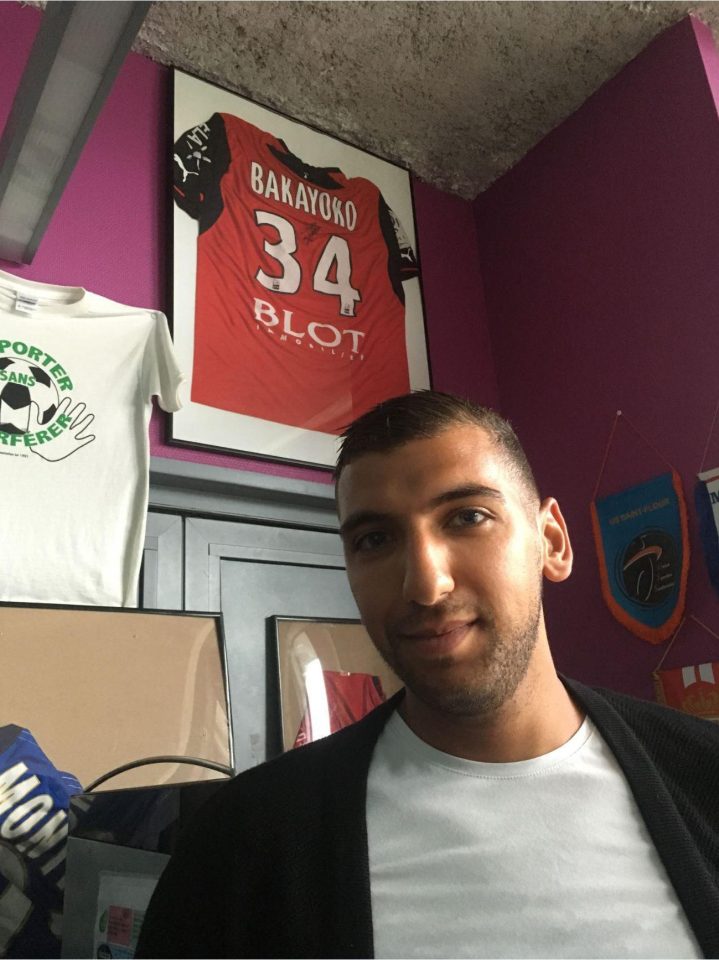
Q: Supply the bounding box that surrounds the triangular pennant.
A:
[591,470,689,644]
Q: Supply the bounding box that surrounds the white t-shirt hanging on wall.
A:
[0,270,184,606]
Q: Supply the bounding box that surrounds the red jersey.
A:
[173,113,418,435]
[294,670,386,748]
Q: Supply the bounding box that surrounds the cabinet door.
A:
[221,559,359,772]
[184,517,358,771]
[184,517,345,612]
[141,512,183,610]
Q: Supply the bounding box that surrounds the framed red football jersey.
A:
[271,617,404,753]
[170,70,430,467]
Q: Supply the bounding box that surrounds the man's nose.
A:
[401,534,454,606]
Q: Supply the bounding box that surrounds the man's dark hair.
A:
[334,390,540,505]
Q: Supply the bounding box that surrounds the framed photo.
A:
[0,602,234,791]
[270,616,403,751]
[169,68,430,468]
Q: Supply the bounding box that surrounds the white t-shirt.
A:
[0,270,183,606]
[367,712,701,959]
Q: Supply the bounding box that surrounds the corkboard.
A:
[0,605,232,791]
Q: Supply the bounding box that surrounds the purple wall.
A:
[412,179,498,408]
[0,2,493,486]
[474,16,719,699]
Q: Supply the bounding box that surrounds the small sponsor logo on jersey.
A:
[254,298,365,359]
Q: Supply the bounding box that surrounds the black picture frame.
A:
[168,67,430,468]
[269,614,402,751]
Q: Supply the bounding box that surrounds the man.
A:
[137,391,719,959]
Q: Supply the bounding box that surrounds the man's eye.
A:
[448,508,489,529]
[353,531,389,553]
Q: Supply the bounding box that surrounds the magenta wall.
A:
[413,180,498,408]
[474,16,719,699]
[0,2,494,486]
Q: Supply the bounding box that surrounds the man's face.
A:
[336,424,551,719]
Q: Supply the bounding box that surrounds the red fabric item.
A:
[192,113,412,435]
[654,661,719,720]
[294,671,386,748]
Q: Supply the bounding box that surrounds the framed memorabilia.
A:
[169,68,430,468]
[0,603,234,791]
[270,616,403,751]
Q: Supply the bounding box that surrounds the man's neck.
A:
[398,672,585,764]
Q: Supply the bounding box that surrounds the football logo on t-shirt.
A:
[0,339,95,462]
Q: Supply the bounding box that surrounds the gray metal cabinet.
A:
[142,457,359,771]
[141,512,183,609]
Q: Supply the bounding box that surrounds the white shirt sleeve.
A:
[142,311,184,411]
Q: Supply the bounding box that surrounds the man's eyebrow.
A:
[339,510,391,539]
[429,483,506,508]
[339,485,505,538]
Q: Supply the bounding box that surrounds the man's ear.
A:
[539,497,573,583]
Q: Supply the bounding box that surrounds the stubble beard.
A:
[379,593,543,720]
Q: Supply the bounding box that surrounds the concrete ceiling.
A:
[29,0,719,198]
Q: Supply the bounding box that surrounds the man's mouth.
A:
[397,620,478,658]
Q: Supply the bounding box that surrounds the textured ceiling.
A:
[24,1,719,197]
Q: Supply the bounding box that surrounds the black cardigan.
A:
[136,678,719,959]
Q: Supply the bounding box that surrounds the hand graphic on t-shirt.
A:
[28,397,96,462]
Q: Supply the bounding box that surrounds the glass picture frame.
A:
[270,615,403,751]
[0,602,234,791]
[169,68,430,468]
